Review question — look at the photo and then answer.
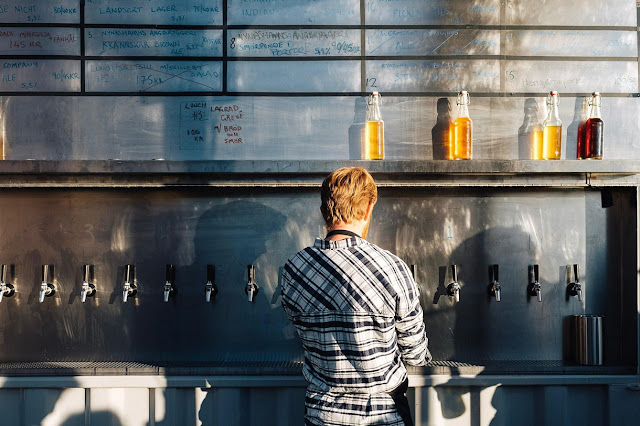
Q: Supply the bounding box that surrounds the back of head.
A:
[321,167,378,228]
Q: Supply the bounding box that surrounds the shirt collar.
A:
[314,236,365,250]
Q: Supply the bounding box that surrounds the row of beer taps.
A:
[443,264,583,302]
[0,264,260,303]
[0,262,584,305]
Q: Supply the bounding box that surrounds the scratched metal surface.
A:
[2,95,640,161]
[0,186,634,368]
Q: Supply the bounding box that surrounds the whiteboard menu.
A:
[0,0,637,160]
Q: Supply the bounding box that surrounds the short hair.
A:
[321,167,378,227]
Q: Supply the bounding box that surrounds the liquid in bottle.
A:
[364,92,384,160]
[542,91,562,159]
[453,91,472,160]
[584,92,604,159]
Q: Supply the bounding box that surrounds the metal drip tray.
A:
[0,359,631,377]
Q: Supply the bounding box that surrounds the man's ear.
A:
[364,202,374,221]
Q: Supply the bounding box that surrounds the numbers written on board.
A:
[366,77,377,88]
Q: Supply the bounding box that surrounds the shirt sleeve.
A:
[395,263,432,366]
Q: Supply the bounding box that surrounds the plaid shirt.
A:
[282,236,431,425]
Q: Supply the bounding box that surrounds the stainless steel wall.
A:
[0,186,634,369]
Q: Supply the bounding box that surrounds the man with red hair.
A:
[282,167,430,425]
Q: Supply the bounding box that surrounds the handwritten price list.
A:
[180,100,251,150]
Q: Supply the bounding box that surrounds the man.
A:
[281,167,431,425]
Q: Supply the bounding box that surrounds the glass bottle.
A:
[585,92,604,159]
[518,98,543,159]
[364,92,384,160]
[453,90,472,160]
[542,91,562,159]
[432,98,453,160]
[575,97,590,159]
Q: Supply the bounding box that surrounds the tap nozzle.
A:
[39,265,55,303]
[489,264,501,302]
[163,264,175,302]
[568,264,583,302]
[122,264,136,303]
[528,264,542,302]
[0,264,14,302]
[205,264,218,302]
[245,264,259,303]
[80,264,96,303]
[447,264,460,302]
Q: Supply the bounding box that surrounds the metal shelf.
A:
[0,160,637,187]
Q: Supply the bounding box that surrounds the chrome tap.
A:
[80,264,96,303]
[489,264,501,302]
[122,264,136,303]
[528,264,542,302]
[568,263,583,301]
[39,264,55,303]
[245,264,259,303]
[163,264,175,302]
[205,264,218,302]
[447,264,460,302]
[0,264,15,302]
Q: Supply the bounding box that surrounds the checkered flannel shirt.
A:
[282,236,431,425]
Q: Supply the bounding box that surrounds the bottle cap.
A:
[550,90,558,95]
[592,91,600,96]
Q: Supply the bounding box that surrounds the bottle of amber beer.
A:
[542,91,562,160]
[453,91,472,160]
[364,92,384,160]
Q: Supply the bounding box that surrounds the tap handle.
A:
[451,264,458,282]
[83,264,91,283]
[42,264,50,283]
[533,264,539,282]
[0,264,7,283]
[410,264,416,280]
[207,264,215,283]
[248,264,255,283]
[573,264,580,283]
[493,264,499,282]
[125,264,133,283]
[166,264,174,283]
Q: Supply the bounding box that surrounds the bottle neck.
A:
[590,104,601,119]
[457,103,469,118]
[545,98,561,124]
[367,102,382,122]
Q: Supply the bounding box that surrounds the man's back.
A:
[282,236,430,425]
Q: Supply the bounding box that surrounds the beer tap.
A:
[0,264,15,302]
[39,264,55,303]
[205,264,218,302]
[245,264,259,303]
[163,264,175,302]
[80,264,96,303]
[447,264,460,302]
[528,264,542,302]
[489,264,501,302]
[122,264,136,303]
[568,263,583,301]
